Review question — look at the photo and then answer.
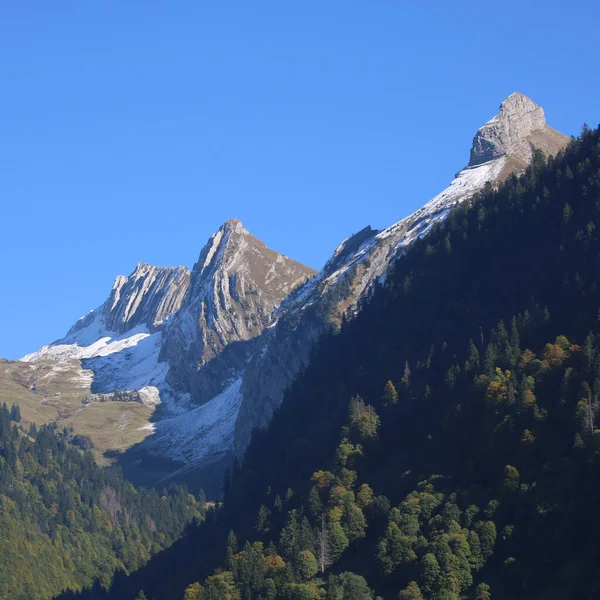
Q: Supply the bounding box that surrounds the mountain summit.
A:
[469,91,568,169]
[160,218,316,403]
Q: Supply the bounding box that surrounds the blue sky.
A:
[1,1,599,359]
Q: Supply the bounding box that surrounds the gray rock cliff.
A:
[160,218,317,404]
[469,92,568,168]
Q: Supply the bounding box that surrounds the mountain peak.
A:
[500,91,544,115]
[220,218,247,234]
[468,92,558,167]
[192,220,253,277]
[162,221,316,400]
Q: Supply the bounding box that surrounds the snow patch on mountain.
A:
[202,229,224,274]
[82,330,169,395]
[146,377,243,469]
[22,315,171,403]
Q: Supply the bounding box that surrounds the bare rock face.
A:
[65,263,190,339]
[160,219,316,403]
[103,263,190,333]
[469,92,567,167]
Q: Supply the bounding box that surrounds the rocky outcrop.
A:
[103,263,190,333]
[469,92,568,168]
[233,92,570,457]
[64,263,190,340]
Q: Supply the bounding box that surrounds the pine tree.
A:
[382,381,398,407]
[465,339,480,372]
[226,530,238,570]
[402,361,411,385]
[475,582,492,600]
[256,505,271,533]
[318,514,332,574]
[9,404,21,423]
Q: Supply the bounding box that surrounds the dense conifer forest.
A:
[0,403,204,600]
[11,123,600,599]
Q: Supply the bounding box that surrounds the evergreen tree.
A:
[383,381,399,407]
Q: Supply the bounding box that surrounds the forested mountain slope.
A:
[0,403,204,600]
[62,124,600,600]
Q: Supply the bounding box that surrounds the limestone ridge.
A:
[469,92,569,168]
[64,263,190,340]
[103,264,190,333]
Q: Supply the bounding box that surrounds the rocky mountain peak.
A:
[189,219,312,301]
[193,219,250,280]
[161,221,316,401]
[222,217,246,232]
[99,263,190,334]
[469,92,566,168]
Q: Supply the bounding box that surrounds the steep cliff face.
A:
[30,263,190,353]
[469,92,567,168]
[101,263,190,334]
[233,92,570,457]
[160,219,316,404]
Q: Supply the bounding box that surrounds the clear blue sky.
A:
[1,1,598,359]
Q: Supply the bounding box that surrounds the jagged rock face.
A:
[103,263,190,333]
[160,219,316,402]
[66,263,190,338]
[21,263,192,403]
[233,92,570,457]
[469,92,567,167]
